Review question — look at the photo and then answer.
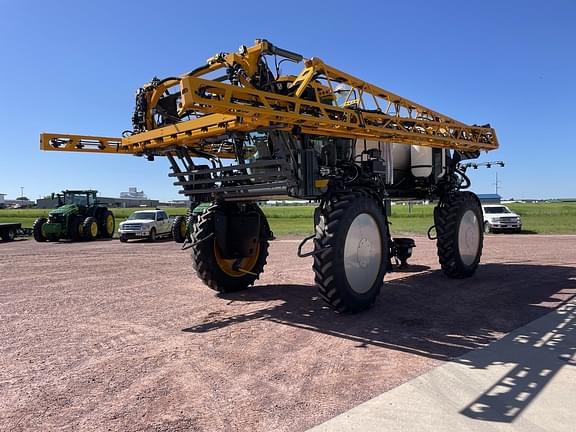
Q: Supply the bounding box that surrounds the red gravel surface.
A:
[1,235,575,431]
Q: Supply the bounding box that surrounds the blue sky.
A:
[1,0,575,200]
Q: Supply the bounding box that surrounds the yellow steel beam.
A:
[40,133,129,154]
[40,113,248,158]
[178,77,498,152]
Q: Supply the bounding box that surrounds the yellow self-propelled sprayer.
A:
[41,39,498,312]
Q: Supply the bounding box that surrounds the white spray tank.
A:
[410,146,446,179]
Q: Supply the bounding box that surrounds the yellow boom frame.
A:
[41,39,497,158]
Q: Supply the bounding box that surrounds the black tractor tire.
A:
[313,192,389,313]
[1,228,16,242]
[119,235,128,243]
[68,217,84,242]
[33,217,48,242]
[148,228,157,242]
[172,215,187,243]
[191,203,270,293]
[99,210,115,239]
[83,217,99,241]
[435,191,484,278]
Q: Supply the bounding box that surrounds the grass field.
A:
[1,202,575,236]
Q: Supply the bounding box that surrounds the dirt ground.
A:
[1,234,575,431]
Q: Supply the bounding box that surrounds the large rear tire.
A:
[191,203,270,293]
[313,192,389,313]
[33,217,48,242]
[172,215,187,243]
[99,210,115,239]
[435,191,483,278]
[83,217,99,241]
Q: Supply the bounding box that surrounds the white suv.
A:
[118,210,173,242]
[482,205,522,233]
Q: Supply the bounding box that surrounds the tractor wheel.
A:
[99,210,115,238]
[68,217,84,242]
[83,217,99,241]
[172,216,187,243]
[313,192,389,313]
[191,203,269,293]
[1,228,16,242]
[33,217,48,242]
[435,191,484,278]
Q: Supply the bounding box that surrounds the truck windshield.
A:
[484,206,510,214]
[128,212,156,220]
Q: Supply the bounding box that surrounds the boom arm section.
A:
[41,39,498,158]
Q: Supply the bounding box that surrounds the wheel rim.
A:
[180,221,186,238]
[106,215,114,234]
[78,223,83,237]
[214,242,260,277]
[343,213,382,294]
[8,230,15,240]
[458,209,480,266]
[90,222,98,237]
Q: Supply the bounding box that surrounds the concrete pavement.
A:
[310,298,576,432]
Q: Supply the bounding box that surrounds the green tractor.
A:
[33,190,115,242]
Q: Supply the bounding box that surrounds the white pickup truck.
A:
[482,205,522,233]
[118,210,173,242]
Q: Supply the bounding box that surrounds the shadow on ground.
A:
[183,264,576,423]
[184,263,576,422]
[118,237,174,244]
[185,263,576,361]
[458,298,576,423]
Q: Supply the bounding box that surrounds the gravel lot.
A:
[1,235,575,431]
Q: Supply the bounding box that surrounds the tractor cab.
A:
[60,190,97,208]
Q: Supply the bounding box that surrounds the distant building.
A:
[120,187,148,200]
[161,200,190,208]
[36,192,159,209]
[477,193,502,204]
[0,193,5,207]
[99,196,159,208]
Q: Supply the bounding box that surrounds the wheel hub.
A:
[344,213,382,294]
[357,238,372,268]
[458,209,480,266]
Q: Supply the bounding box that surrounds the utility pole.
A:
[20,186,24,199]
[493,172,501,195]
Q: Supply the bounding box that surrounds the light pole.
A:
[20,186,24,200]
